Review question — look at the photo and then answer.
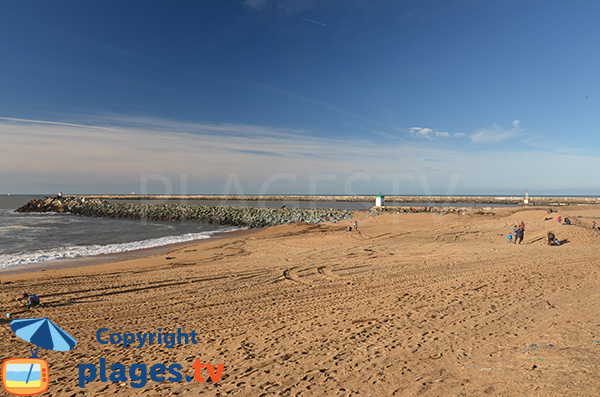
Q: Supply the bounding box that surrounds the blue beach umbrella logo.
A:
[10,317,77,356]
[2,318,77,396]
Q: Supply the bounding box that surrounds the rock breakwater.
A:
[15,196,356,228]
[81,194,600,205]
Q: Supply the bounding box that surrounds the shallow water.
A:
[0,196,237,269]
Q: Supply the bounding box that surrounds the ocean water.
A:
[0,196,239,269]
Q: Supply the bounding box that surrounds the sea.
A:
[0,195,240,270]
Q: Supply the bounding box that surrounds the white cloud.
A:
[411,120,524,143]
[410,127,453,140]
[409,127,433,140]
[471,119,523,143]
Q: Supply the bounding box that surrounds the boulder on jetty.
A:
[15,196,102,213]
[15,196,356,228]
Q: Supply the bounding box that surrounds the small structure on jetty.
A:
[375,194,385,207]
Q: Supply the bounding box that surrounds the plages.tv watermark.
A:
[78,327,224,389]
[136,172,461,225]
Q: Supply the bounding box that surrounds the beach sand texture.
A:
[2,206,600,396]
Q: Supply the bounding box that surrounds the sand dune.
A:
[1,206,600,395]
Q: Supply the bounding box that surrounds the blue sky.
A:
[1,0,599,195]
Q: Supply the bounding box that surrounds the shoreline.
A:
[0,203,559,277]
[0,227,262,276]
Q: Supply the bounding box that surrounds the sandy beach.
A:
[2,205,600,396]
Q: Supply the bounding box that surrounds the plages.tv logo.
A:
[1,317,77,396]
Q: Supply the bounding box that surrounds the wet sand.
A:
[1,206,600,395]
[0,228,260,276]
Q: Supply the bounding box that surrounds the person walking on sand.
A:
[520,221,525,230]
[557,216,562,226]
[512,225,518,244]
[508,233,513,244]
[593,221,597,230]
[353,221,358,230]
[516,227,524,244]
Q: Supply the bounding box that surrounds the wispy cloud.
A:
[0,116,114,131]
[244,0,328,26]
[243,78,403,133]
[409,127,456,140]
[411,121,524,143]
[410,127,434,140]
[244,0,322,13]
[73,35,157,64]
[244,0,270,11]
[471,119,523,143]
[286,12,326,26]
[1,115,598,194]
[0,116,454,192]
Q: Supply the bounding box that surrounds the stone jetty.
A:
[80,194,600,205]
[15,196,356,228]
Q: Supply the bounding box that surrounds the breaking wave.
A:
[0,228,241,269]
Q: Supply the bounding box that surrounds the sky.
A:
[1,0,599,195]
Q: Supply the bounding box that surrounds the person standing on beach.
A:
[353,221,358,230]
[512,225,518,244]
[516,227,524,244]
[508,233,513,243]
[520,221,525,230]
[557,216,562,226]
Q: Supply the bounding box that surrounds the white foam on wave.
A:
[0,227,242,269]
[0,225,30,230]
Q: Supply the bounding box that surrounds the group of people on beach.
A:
[556,216,571,226]
[543,210,572,226]
[547,231,562,246]
[507,221,525,244]
[345,221,358,232]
